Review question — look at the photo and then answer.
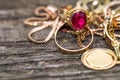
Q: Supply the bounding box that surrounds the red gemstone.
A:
[71,11,87,30]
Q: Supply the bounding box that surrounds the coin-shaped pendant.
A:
[81,48,117,70]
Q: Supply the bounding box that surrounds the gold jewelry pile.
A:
[24,0,120,70]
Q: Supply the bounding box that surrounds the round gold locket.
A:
[81,48,117,70]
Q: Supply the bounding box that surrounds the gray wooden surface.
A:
[0,0,120,80]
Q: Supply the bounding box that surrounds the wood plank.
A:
[0,0,120,80]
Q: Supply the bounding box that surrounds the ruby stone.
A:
[71,11,87,30]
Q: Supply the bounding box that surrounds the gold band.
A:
[54,23,94,53]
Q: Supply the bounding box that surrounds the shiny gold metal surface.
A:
[81,48,117,70]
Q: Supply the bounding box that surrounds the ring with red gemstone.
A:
[54,8,94,53]
[63,8,87,30]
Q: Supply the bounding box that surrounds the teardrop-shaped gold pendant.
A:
[81,48,117,70]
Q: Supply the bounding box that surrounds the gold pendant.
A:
[81,48,117,70]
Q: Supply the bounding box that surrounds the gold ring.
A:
[54,7,94,53]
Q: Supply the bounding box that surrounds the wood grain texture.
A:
[0,0,120,80]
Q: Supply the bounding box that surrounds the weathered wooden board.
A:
[0,0,120,80]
